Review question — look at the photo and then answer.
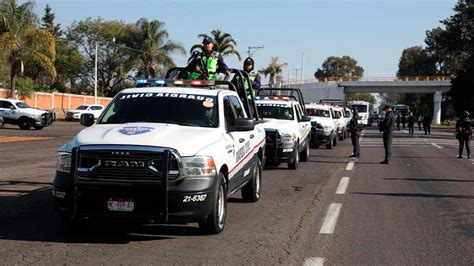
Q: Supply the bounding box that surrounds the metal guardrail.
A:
[290,76,452,84]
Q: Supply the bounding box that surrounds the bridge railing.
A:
[291,76,451,84]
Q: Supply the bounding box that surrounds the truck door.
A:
[224,96,252,192]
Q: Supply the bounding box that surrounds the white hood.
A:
[23,108,47,115]
[61,123,221,156]
[262,119,298,134]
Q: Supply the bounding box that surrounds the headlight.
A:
[56,152,71,173]
[281,132,296,143]
[181,156,216,177]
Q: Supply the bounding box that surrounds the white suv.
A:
[52,76,265,234]
[66,104,104,121]
[256,93,311,169]
[332,106,347,141]
[305,103,338,149]
[0,98,53,130]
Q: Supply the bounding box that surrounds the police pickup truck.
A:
[305,103,338,149]
[0,98,53,130]
[52,72,266,234]
[255,88,311,169]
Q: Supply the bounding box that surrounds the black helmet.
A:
[462,110,470,118]
[202,37,214,45]
[243,57,254,71]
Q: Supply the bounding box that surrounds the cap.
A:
[202,37,214,45]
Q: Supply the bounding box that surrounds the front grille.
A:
[77,148,180,182]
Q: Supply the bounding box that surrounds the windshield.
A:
[257,104,294,120]
[352,105,368,113]
[76,105,89,110]
[16,102,31,109]
[307,108,330,118]
[98,92,218,128]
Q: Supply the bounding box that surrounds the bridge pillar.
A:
[433,91,442,125]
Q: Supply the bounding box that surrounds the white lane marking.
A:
[345,161,355,171]
[336,177,350,195]
[303,257,325,266]
[431,143,443,149]
[320,203,342,234]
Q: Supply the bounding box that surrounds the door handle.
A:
[239,138,245,143]
[250,134,255,139]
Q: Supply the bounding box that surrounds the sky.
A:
[33,0,458,81]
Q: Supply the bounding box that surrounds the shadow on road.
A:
[0,183,215,244]
[352,191,474,199]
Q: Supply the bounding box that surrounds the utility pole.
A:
[247,45,264,57]
[301,52,304,83]
[292,68,300,84]
[94,43,98,105]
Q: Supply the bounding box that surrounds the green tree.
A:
[345,93,376,104]
[0,0,56,97]
[67,18,135,97]
[314,56,364,79]
[397,46,437,76]
[190,29,241,61]
[125,18,185,78]
[41,4,61,37]
[259,57,287,87]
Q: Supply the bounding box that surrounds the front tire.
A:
[288,144,299,169]
[19,118,31,130]
[199,173,227,234]
[242,159,262,202]
[300,140,310,162]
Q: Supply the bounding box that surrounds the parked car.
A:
[66,104,104,121]
[0,98,53,130]
[306,103,338,149]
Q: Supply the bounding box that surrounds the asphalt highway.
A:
[0,122,472,265]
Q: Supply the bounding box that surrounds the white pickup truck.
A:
[305,103,338,149]
[255,88,311,169]
[52,73,266,234]
[0,98,53,130]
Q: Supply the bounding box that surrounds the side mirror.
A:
[299,115,311,122]
[80,113,95,127]
[229,118,255,132]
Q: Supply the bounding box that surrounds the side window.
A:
[3,101,15,109]
[0,101,5,108]
[223,97,236,126]
[91,106,102,110]
[330,109,335,119]
[228,96,246,118]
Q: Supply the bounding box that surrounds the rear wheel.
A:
[199,173,227,234]
[242,159,262,202]
[300,140,310,162]
[19,118,31,130]
[288,144,299,169]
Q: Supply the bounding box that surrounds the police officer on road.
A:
[456,110,472,159]
[349,109,362,158]
[379,104,396,164]
[186,37,230,80]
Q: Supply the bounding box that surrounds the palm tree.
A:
[259,57,287,87]
[0,0,56,97]
[190,29,241,61]
[127,18,185,78]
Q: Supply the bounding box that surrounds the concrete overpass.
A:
[287,77,451,124]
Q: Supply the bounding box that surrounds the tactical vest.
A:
[236,72,256,99]
[188,52,219,80]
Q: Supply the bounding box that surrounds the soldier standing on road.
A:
[378,105,396,164]
[349,109,363,158]
[407,112,415,136]
[423,113,432,135]
[456,111,472,159]
[396,113,401,130]
[417,113,423,130]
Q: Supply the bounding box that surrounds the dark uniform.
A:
[456,111,472,159]
[407,113,416,136]
[379,106,396,164]
[423,114,432,135]
[186,37,229,80]
[349,111,363,158]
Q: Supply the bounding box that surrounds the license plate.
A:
[107,198,134,212]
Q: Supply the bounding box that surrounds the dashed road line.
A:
[320,203,342,234]
[303,257,325,266]
[336,177,350,195]
[431,143,443,149]
[345,161,355,171]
